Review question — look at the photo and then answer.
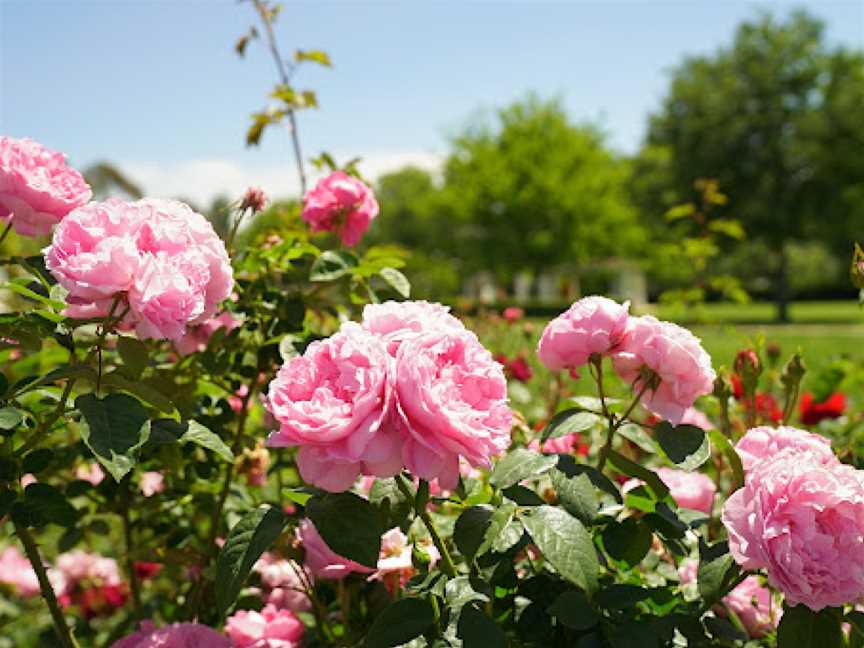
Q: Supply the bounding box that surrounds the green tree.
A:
[645,10,864,321]
[440,95,644,284]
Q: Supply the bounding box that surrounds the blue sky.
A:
[2,1,862,203]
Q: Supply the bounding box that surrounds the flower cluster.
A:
[224,604,305,647]
[722,425,864,610]
[538,297,715,424]
[112,621,232,648]
[45,197,233,341]
[265,301,512,491]
[301,171,378,247]
[0,136,92,236]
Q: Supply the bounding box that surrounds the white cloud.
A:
[119,150,443,207]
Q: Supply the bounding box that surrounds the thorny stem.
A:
[15,523,78,648]
[253,0,308,195]
[395,475,457,578]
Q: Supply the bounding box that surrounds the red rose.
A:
[800,392,846,425]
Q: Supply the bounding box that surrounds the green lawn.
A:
[651,300,864,325]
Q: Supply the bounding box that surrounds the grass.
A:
[651,300,864,325]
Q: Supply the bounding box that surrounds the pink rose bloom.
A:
[656,467,716,514]
[44,197,233,341]
[722,576,780,638]
[679,407,713,430]
[266,322,400,492]
[140,472,165,497]
[253,553,310,612]
[677,557,698,586]
[394,327,512,489]
[0,136,91,237]
[502,306,524,323]
[298,518,374,580]
[537,296,630,372]
[229,384,250,414]
[175,311,242,356]
[225,604,304,648]
[111,621,231,648]
[75,462,105,486]
[301,171,378,246]
[528,433,586,455]
[722,448,864,610]
[19,473,37,488]
[734,425,835,472]
[361,300,465,357]
[611,315,715,424]
[371,528,439,589]
[56,550,122,588]
[0,546,41,597]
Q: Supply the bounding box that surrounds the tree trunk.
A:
[775,244,790,323]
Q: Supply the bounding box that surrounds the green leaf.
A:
[20,483,77,527]
[366,597,436,648]
[0,407,23,430]
[21,449,52,474]
[458,603,506,648]
[477,501,521,556]
[454,505,493,561]
[307,492,383,568]
[181,421,234,463]
[520,506,599,596]
[542,408,602,442]
[697,541,739,605]
[548,590,600,631]
[310,250,357,282]
[216,505,287,615]
[100,372,175,414]
[368,478,413,530]
[76,393,150,482]
[617,423,657,453]
[378,267,411,298]
[654,422,710,471]
[551,470,598,525]
[294,49,332,66]
[283,488,314,506]
[606,449,670,500]
[707,429,744,491]
[601,518,652,567]
[846,611,864,648]
[556,456,622,503]
[490,448,558,489]
[777,604,844,648]
[117,336,149,378]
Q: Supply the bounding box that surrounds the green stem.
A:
[596,378,652,472]
[121,478,142,614]
[15,523,78,648]
[17,378,76,456]
[396,475,457,577]
[0,220,13,248]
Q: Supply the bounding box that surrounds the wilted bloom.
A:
[612,315,715,424]
[140,472,165,497]
[298,519,374,580]
[44,197,233,341]
[722,448,864,610]
[394,326,512,489]
[111,621,232,648]
[734,425,836,472]
[238,440,270,487]
[266,322,400,492]
[0,136,91,237]
[225,604,305,648]
[537,296,630,373]
[799,392,846,425]
[301,171,378,246]
[240,186,268,213]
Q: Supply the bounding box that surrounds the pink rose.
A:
[679,407,713,430]
[722,448,864,610]
[537,296,630,372]
[44,198,233,341]
[394,327,512,489]
[140,472,165,497]
[722,576,780,638]
[175,311,242,356]
[656,467,716,514]
[225,604,304,648]
[75,462,105,486]
[298,518,374,580]
[301,171,378,246]
[361,300,465,357]
[371,528,439,589]
[265,322,401,492]
[0,546,41,597]
[111,621,231,648]
[253,553,310,612]
[55,550,122,588]
[502,306,524,323]
[734,425,835,472]
[611,315,715,424]
[0,136,91,237]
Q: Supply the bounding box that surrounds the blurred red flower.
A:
[799,392,846,425]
